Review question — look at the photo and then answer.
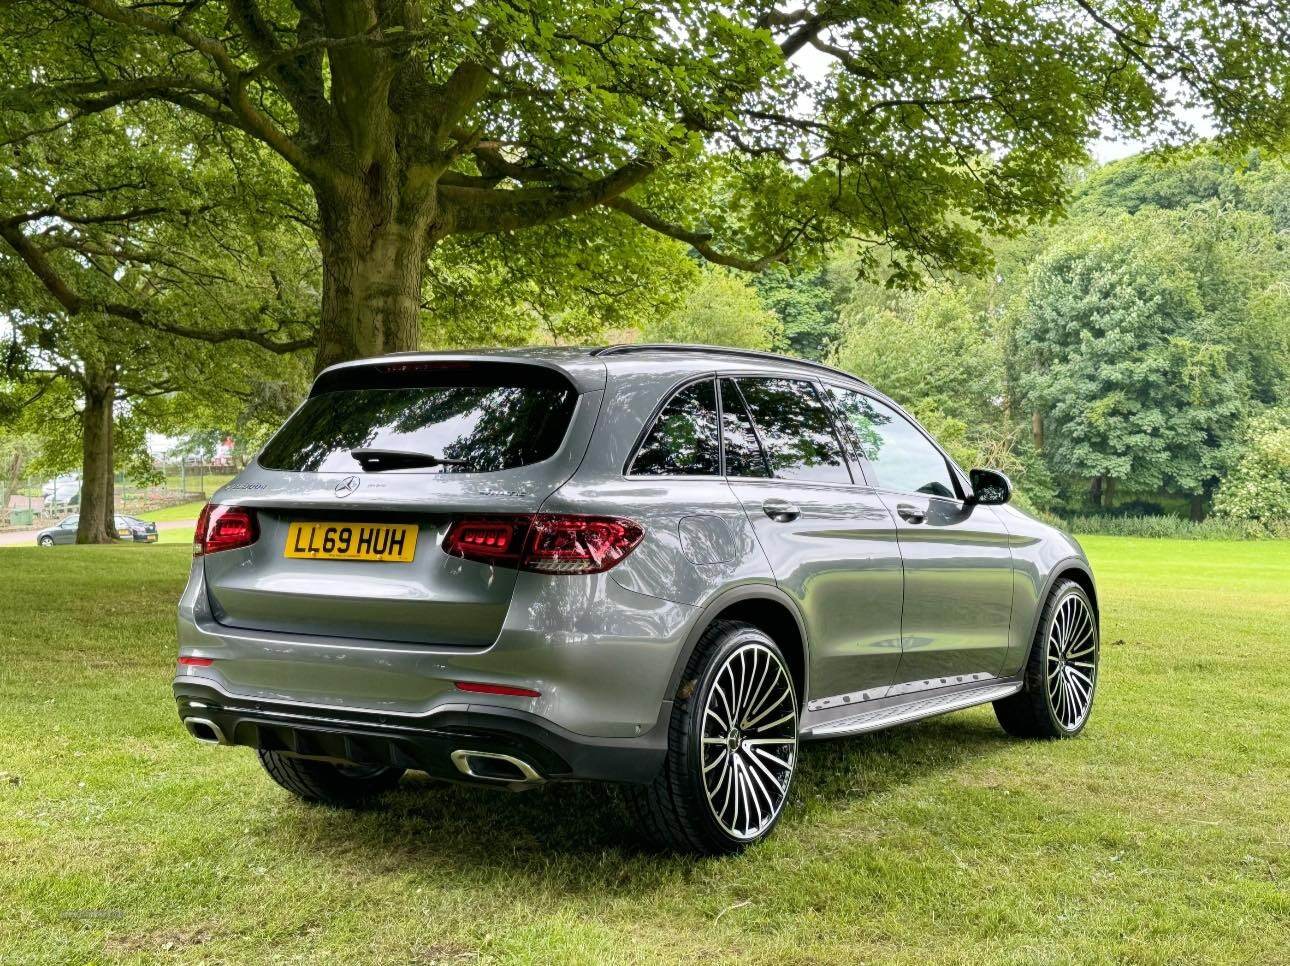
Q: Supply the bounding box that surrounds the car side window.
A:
[629,378,720,476]
[62,516,78,528]
[719,379,771,478]
[825,386,957,499]
[736,378,851,484]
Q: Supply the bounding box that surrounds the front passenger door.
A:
[825,386,1014,686]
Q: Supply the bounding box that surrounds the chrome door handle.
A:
[762,500,800,523]
[896,503,926,524]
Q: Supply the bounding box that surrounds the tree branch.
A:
[0,221,313,354]
[67,0,330,182]
[442,158,657,233]
[604,198,795,271]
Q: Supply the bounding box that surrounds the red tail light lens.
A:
[441,516,530,567]
[442,514,644,574]
[194,503,259,556]
[524,514,644,574]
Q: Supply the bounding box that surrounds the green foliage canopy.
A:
[4,0,1286,370]
[642,268,782,351]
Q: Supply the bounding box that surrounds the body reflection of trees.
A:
[631,380,720,476]
[738,379,849,483]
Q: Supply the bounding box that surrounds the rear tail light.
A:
[442,514,644,575]
[178,656,214,667]
[194,503,259,556]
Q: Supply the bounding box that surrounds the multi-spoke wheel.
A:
[995,578,1100,739]
[627,620,800,855]
[699,639,798,842]
[1045,591,1097,731]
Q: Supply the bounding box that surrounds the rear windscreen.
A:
[258,365,578,474]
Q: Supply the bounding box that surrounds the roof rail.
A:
[593,344,870,386]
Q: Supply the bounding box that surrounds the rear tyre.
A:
[38,535,54,547]
[256,750,404,807]
[627,620,799,856]
[994,579,1099,739]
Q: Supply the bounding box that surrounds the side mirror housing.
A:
[969,468,1013,506]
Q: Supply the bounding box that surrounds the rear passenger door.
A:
[825,386,1014,685]
[611,376,770,607]
[722,377,904,706]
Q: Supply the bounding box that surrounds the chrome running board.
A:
[802,681,1023,739]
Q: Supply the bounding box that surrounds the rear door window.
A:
[629,378,720,476]
[719,379,771,478]
[258,364,578,474]
[735,378,852,484]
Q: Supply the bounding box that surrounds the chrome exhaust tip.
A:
[450,749,544,788]
[184,717,228,746]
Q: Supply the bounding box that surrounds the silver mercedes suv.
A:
[175,345,1099,854]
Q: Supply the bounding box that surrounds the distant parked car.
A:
[118,515,160,543]
[35,514,158,546]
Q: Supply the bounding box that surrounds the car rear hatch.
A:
[200,356,604,647]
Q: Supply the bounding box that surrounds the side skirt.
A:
[799,678,1023,740]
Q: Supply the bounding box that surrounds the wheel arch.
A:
[1024,558,1100,664]
[667,584,809,709]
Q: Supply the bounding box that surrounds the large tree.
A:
[1011,207,1282,512]
[0,110,318,541]
[5,1,1286,373]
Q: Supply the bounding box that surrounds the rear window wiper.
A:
[349,448,473,472]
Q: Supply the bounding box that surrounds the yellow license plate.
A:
[284,521,418,562]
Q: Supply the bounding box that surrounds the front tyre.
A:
[628,621,799,855]
[257,750,404,807]
[994,579,1099,739]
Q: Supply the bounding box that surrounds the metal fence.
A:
[2,460,235,529]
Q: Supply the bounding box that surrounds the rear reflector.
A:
[194,503,258,556]
[442,513,643,575]
[454,681,541,698]
[178,656,215,667]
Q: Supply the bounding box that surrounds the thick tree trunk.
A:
[313,186,432,374]
[1103,477,1116,509]
[1031,410,1043,449]
[1190,493,1205,522]
[76,366,117,545]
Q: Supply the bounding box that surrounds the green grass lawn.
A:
[137,501,205,524]
[1,538,1286,964]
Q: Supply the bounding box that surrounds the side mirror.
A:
[969,468,1012,506]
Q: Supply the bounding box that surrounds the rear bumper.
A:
[178,556,699,739]
[174,680,668,786]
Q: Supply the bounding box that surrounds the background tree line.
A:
[1,2,1287,540]
[6,147,1285,529]
[657,150,1289,525]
